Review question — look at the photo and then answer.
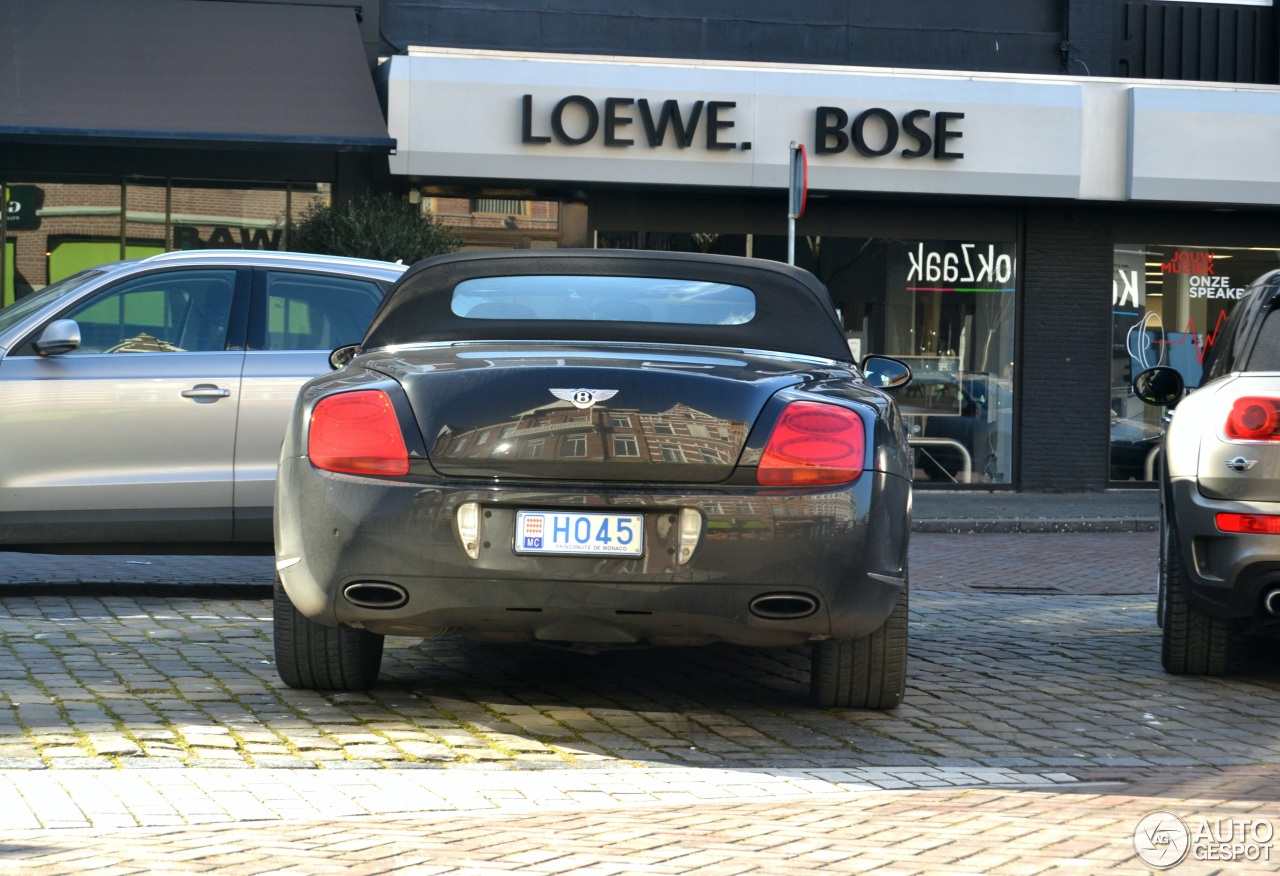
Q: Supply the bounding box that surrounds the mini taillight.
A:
[1225,397,1280,441]
[308,390,410,476]
[1216,513,1280,535]
[757,401,865,486]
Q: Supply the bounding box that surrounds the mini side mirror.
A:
[862,355,912,391]
[32,319,81,357]
[329,344,359,371]
[1133,366,1185,408]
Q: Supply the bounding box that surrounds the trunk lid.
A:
[363,344,838,483]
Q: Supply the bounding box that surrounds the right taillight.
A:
[1225,397,1280,441]
[308,390,410,476]
[757,401,865,486]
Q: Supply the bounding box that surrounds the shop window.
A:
[1111,243,1280,482]
[598,231,1017,485]
[0,180,320,301]
[3,239,14,307]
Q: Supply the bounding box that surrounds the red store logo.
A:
[1162,251,1216,275]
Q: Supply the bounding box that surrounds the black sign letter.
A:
[604,97,635,147]
[551,95,599,146]
[521,95,551,144]
[851,108,899,157]
[638,99,704,148]
[900,109,932,158]
[705,101,737,150]
[934,111,964,159]
[814,107,849,154]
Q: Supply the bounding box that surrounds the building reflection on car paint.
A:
[432,400,747,466]
[431,399,856,541]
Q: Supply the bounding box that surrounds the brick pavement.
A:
[1,531,1278,873]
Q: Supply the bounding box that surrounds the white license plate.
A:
[515,511,644,557]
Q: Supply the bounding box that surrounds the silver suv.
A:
[0,251,406,552]
[1135,267,1280,675]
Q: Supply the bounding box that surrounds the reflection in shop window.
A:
[1110,244,1280,482]
[598,231,1017,485]
[0,180,328,303]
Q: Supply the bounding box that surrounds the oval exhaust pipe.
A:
[749,593,819,620]
[343,581,409,610]
[1265,588,1280,616]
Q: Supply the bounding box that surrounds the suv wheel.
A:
[1161,523,1234,675]
[810,587,907,710]
[274,578,384,690]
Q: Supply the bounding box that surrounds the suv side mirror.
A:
[1133,366,1185,408]
[32,319,81,357]
[862,355,912,391]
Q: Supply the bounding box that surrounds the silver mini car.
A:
[0,250,406,551]
[273,250,914,708]
[1136,267,1280,675]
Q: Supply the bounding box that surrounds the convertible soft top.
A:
[361,249,853,363]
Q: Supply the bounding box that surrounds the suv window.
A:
[261,272,385,351]
[1246,301,1280,371]
[1204,284,1270,381]
[58,269,236,354]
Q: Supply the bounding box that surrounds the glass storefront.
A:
[1,180,330,302]
[598,231,1018,485]
[1111,243,1280,482]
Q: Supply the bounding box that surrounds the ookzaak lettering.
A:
[907,243,1013,285]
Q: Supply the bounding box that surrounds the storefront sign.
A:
[522,95,747,149]
[814,107,964,159]
[173,225,282,250]
[385,49,1084,198]
[4,185,43,231]
[520,95,966,160]
[906,243,1013,285]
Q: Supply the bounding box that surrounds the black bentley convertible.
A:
[273,249,913,708]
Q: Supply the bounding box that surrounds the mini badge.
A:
[550,388,619,409]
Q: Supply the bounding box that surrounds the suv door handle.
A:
[181,384,231,400]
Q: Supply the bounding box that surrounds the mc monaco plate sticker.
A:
[516,511,643,557]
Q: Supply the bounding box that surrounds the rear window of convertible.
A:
[450,275,756,326]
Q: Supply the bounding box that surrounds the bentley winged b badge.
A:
[550,388,619,409]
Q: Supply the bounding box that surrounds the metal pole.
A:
[787,216,795,266]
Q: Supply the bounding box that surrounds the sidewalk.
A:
[913,488,1158,533]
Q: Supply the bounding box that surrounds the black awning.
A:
[0,0,396,152]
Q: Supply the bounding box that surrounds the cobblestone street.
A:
[0,532,1278,873]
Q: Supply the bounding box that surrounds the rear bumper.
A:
[275,461,911,646]
[1169,476,1280,620]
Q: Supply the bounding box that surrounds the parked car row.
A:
[7,244,1276,700]
[1,249,914,709]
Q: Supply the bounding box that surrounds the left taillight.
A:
[308,390,410,476]
[757,401,865,486]
[1225,397,1280,442]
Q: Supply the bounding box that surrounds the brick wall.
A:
[1019,206,1113,491]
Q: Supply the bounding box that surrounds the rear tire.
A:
[274,578,384,690]
[1161,523,1234,675]
[810,587,908,710]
